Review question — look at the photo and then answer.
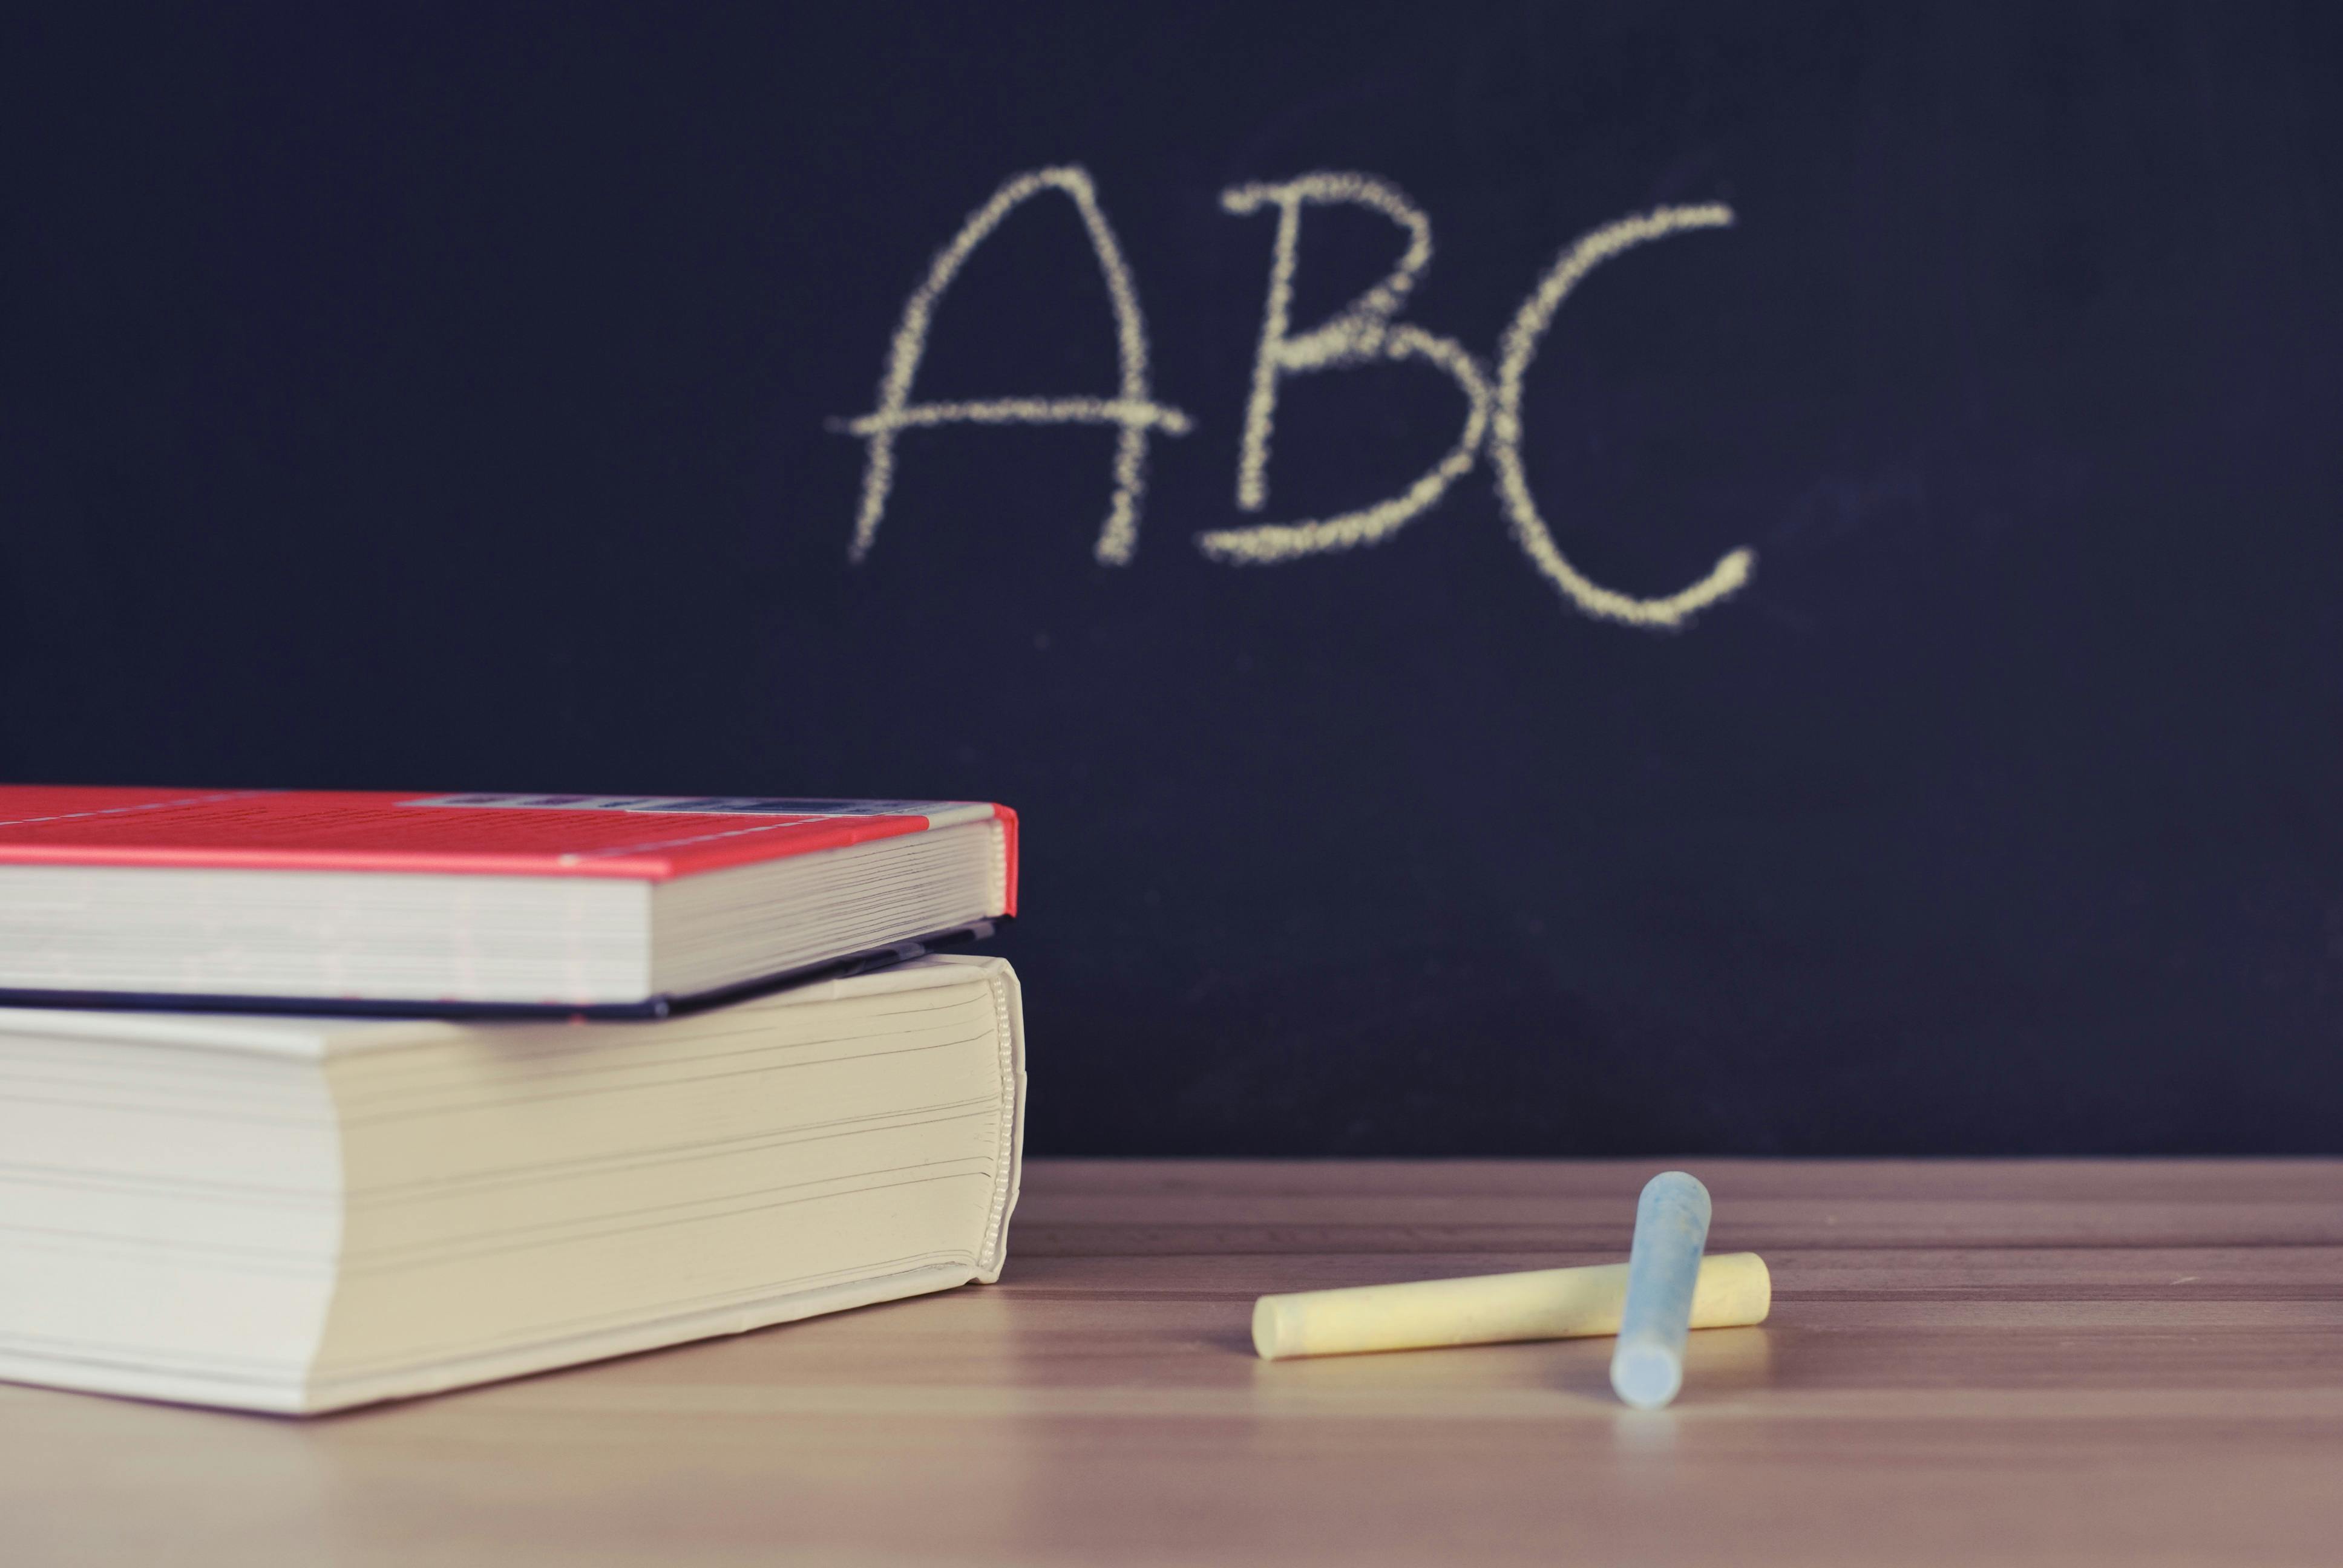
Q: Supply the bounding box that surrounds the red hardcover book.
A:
[0,788,1018,1014]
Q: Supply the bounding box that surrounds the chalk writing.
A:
[1201,174,1491,564]
[1490,204,1753,627]
[836,166,1754,629]
[836,166,1192,567]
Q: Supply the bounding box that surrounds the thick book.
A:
[0,955,1026,1414]
[0,786,1017,1014]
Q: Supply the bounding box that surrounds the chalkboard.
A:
[5,3,2339,1154]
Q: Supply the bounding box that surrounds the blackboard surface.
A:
[5,3,2339,1154]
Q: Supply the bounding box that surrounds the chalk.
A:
[1251,1250,1768,1361]
[1610,1171,1714,1408]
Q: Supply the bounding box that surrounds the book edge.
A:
[0,1262,982,1416]
[0,947,1009,1058]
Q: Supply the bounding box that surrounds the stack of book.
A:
[0,787,1025,1414]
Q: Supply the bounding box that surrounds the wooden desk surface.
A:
[8,1159,2342,1566]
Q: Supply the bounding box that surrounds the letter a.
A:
[1199,173,1491,564]
[837,167,1192,566]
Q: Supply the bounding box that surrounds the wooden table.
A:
[7,1160,2342,1566]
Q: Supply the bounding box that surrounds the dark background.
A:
[4,3,2339,1154]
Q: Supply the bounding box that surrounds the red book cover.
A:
[0,788,1018,912]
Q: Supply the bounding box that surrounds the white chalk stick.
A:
[1251,1250,1769,1361]
[1610,1171,1714,1408]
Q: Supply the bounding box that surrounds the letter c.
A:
[1487,205,1754,629]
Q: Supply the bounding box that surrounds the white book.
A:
[0,955,1025,1414]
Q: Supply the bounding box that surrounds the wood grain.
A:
[7,1159,2342,1566]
